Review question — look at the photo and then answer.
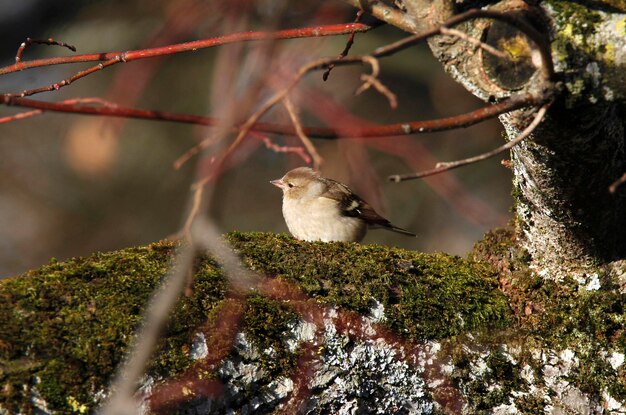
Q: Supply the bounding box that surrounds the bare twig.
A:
[254,132,312,164]
[353,55,398,108]
[340,0,418,33]
[388,103,550,182]
[283,96,323,169]
[15,37,76,63]
[3,92,539,138]
[323,9,364,81]
[356,74,397,108]
[0,23,373,76]
[0,97,116,124]
[8,56,126,98]
[173,136,219,170]
[182,186,205,239]
[0,109,42,124]
[609,172,626,194]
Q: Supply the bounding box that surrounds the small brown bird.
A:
[271,167,416,242]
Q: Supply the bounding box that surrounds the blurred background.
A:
[0,0,512,278]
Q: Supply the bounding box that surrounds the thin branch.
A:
[388,103,550,182]
[323,9,364,81]
[340,0,418,33]
[355,75,397,108]
[173,135,219,170]
[353,55,397,108]
[0,97,116,124]
[283,96,323,169]
[3,92,540,138]
[182,186,205,238]
[0,109,42,124]
[609,172,626,194]
[0,23,373,76]
[253,132,312,164]
[9,57,123,98]
[15,37,76,63]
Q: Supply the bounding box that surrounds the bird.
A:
[270,167,416,242]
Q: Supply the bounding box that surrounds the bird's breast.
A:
[282,197,366,242]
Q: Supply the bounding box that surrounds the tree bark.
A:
[397,0,626,277]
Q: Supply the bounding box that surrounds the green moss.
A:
[2,230,625,412]
[450,346,527,411]
[544,0,619,106]
[471,228,626,407]
[227,232,511,341]
[547,0,602,38]
[242,295,299,375]
[0,232,512,412]
[0,241,228,413]
[0,242,175,413]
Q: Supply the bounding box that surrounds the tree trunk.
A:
[397,0,626,278]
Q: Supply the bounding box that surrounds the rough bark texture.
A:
[506,103,626,278]
[399,0,626,277]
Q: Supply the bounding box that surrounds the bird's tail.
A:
[387,224,417,237]
[372,222,416,237]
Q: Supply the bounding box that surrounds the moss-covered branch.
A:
[0,232,508,413]
[1,232,624,413]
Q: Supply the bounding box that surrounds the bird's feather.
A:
[320,178,416,237]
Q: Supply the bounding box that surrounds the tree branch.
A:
[388,103,550,182]
[2,92,539,138]
[0,23,373,78]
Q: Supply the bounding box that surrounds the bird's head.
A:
[271,167,325,201]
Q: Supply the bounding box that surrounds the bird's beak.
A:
[270,178,285,189]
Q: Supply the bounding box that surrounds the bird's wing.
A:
[321,178,417,237]
[320,179,392,226]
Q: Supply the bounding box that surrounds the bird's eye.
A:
[287,182,294,188]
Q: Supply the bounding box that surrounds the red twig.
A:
[0,23,373,77]
[0,97,115,124]
[253,132,312,164]
[15,37,76,63]
[2,92,538,138]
